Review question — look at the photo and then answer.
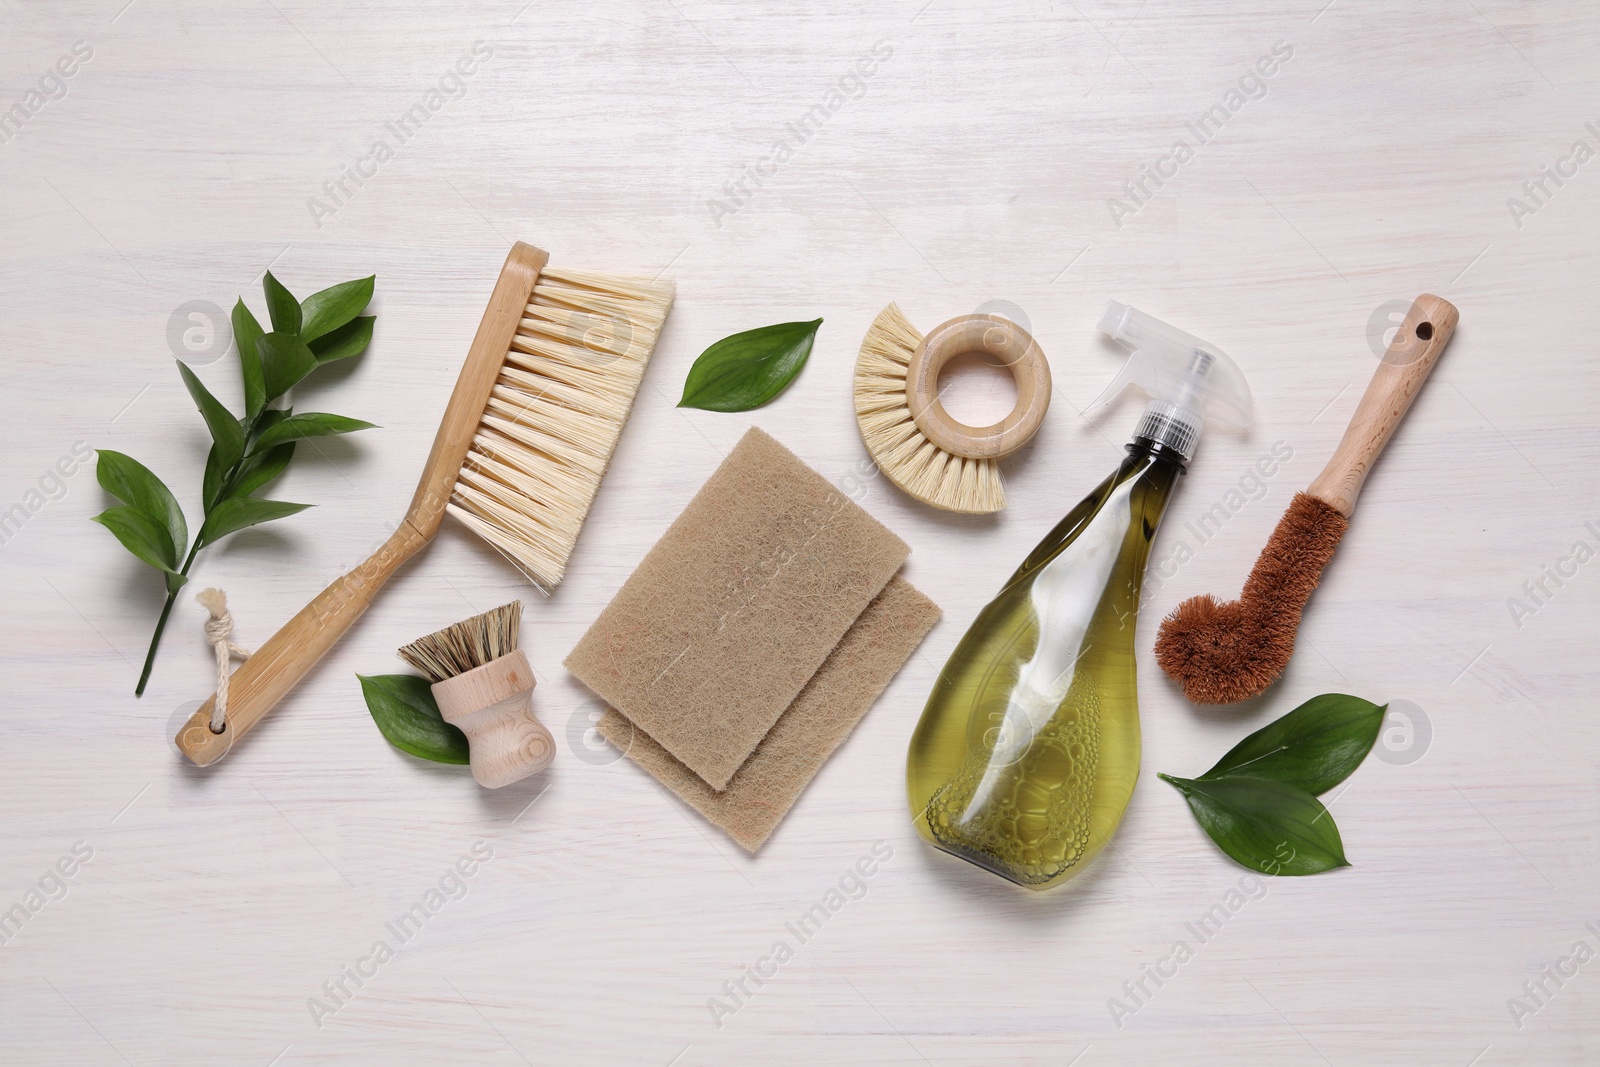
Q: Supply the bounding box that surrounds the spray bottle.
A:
[906,302,1253,890]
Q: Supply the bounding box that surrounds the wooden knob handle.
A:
[1307,294,1458,517]
[905,314,1051,460]
[432,649,554,789]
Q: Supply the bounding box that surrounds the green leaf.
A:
[232,443,295,499]
[177,362,245,474]
[92,505,178,574]
[233,299,267,419]
[1159,774,1350,876]
[94,450,186,565]
[262,271,301,334]
[208,409,295,508]
[300,275,374,343]
[258,332,318,401]
[1197,694,1386,796]
[250,412,376,454]
[200,497,311,546]
[678,318,822,412]
[357,674,470,765]
[202,442,226,512]
[309,315,375,365]
[255,406,292,432]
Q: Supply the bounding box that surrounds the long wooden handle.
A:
[174,241,550,767]
[174,522,429,765]
[1307,294,1458,517]
[405,241,548,537]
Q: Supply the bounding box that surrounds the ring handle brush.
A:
[1154,294,1458,705]
[853,307,1051,514]
[905,315,1051,461]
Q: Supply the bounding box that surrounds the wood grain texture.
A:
[432,649,555,789]
[854,303,1011,514]
[1308,294,1458,516]
[174,241,543,764]
[2,2,1598,1065]
[175,520,430,765]
[906,313,1051,459]
[404,240,546,536]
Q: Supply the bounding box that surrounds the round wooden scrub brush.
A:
[399,600,555,788]
[854,304,1051,513]
[1155,294,1458,704]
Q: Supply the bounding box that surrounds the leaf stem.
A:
[133,537,204,696]
[132,411,263,696]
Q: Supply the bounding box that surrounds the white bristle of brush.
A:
[853,303,1006,514]
[445,267,674,591]
[398,600,523,683]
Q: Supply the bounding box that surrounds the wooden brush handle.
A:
[175,242,550,767]
[175,523,430,766]
[406,241,548,535]
[432,650,554,789]
[1307,294,1458,517]
[905,314,1051,460]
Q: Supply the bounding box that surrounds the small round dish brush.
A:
[854,304,1051,513]
[1155,294,1458,704]
[398,600,555,788]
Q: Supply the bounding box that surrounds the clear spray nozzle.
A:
[1092,301,1253,462]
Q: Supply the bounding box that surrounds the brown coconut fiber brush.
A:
[1155,294,1458,704]
[174,242,673,765]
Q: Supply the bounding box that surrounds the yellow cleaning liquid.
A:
[906,300,1254,891]
[906,446,1179,889]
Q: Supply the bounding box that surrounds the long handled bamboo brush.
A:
[399,600,553,788]
[854,304,1051,514]
[1154,294,1458,704]
[174,242,673,765]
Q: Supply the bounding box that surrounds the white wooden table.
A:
[3,2,1596,1063]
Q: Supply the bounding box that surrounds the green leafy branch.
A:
[93,272,379,696]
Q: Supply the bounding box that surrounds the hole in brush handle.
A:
[1312,295,1458,516]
